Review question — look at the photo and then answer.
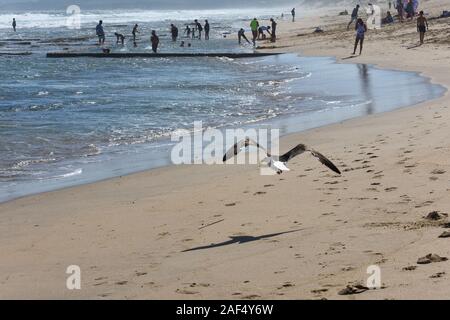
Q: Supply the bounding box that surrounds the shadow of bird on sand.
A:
[182,229,303,252]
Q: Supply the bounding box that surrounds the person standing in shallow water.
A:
[250,18,259,47]
[96,20,105,45]
[353,18,367,55]
[114,32,125,45]
[417,11,429,45]
[12,18,16,32]
[238,28,251,45]
[132,24,139,42]
[204,20,210,40]
[291,8,295,22]
[151,30,159,53]
[270,18,277,42]
[170,24,179,42]
[195,19,203,39]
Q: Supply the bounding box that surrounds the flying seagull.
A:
[223,138,341,175]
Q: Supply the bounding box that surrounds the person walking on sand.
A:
[150,30,159,53]
[417,11,429,45]
[204,20,210,40]
[353,18,367,55]
[238,28,251,45]
[132,24,139,42]
[270,18,277,42]
[347,5,360,30]
[250,18,259,47]
[96,20,105,45]
[12,18,16,32]
[170,24,179,42]
[291,8,296,22]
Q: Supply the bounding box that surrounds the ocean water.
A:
[0,10,445,203]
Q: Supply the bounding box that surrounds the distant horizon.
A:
[0,0,302,11]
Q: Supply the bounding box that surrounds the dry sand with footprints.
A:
[1,0,450,299]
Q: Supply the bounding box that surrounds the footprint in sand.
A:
[225,203,236,207]
[115,281,128,285]
[417,254,448,264]
[439,231,450,238]
[94,281,108,286]
[277,282,295,290]
[430,272,445,279]
[189,282,210,288]
[338,285,369,295]
[254,191,266,195]
[403,266,417,271]
[311,288,328,295]
[415,201,434,208]
[264,184,275,188]
[424,211,448,221]
[385,187,398,192]
[431,169,446,175]
[176,289,199,295]
[341,266,355,272]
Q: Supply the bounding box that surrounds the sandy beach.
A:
[1,0,450,299]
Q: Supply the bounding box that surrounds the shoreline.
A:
[1,53,444,204]
[1,0,450,299]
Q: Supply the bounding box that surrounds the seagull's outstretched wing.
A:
[279,144,341,175]
[278,144,308,163]
[309,149,341,175]
[223,138,267,162]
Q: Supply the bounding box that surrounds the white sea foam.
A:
[57,168,83,178]
[0,8,289,30]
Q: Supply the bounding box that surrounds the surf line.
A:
[46,52,282,59]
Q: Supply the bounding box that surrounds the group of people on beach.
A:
[95,19,211,53]
[347,1,429,55]
[183,20,210,40]
[94,14,283,52]
[237,17,278,47]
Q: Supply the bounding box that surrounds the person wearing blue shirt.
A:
[96,20,105,45]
